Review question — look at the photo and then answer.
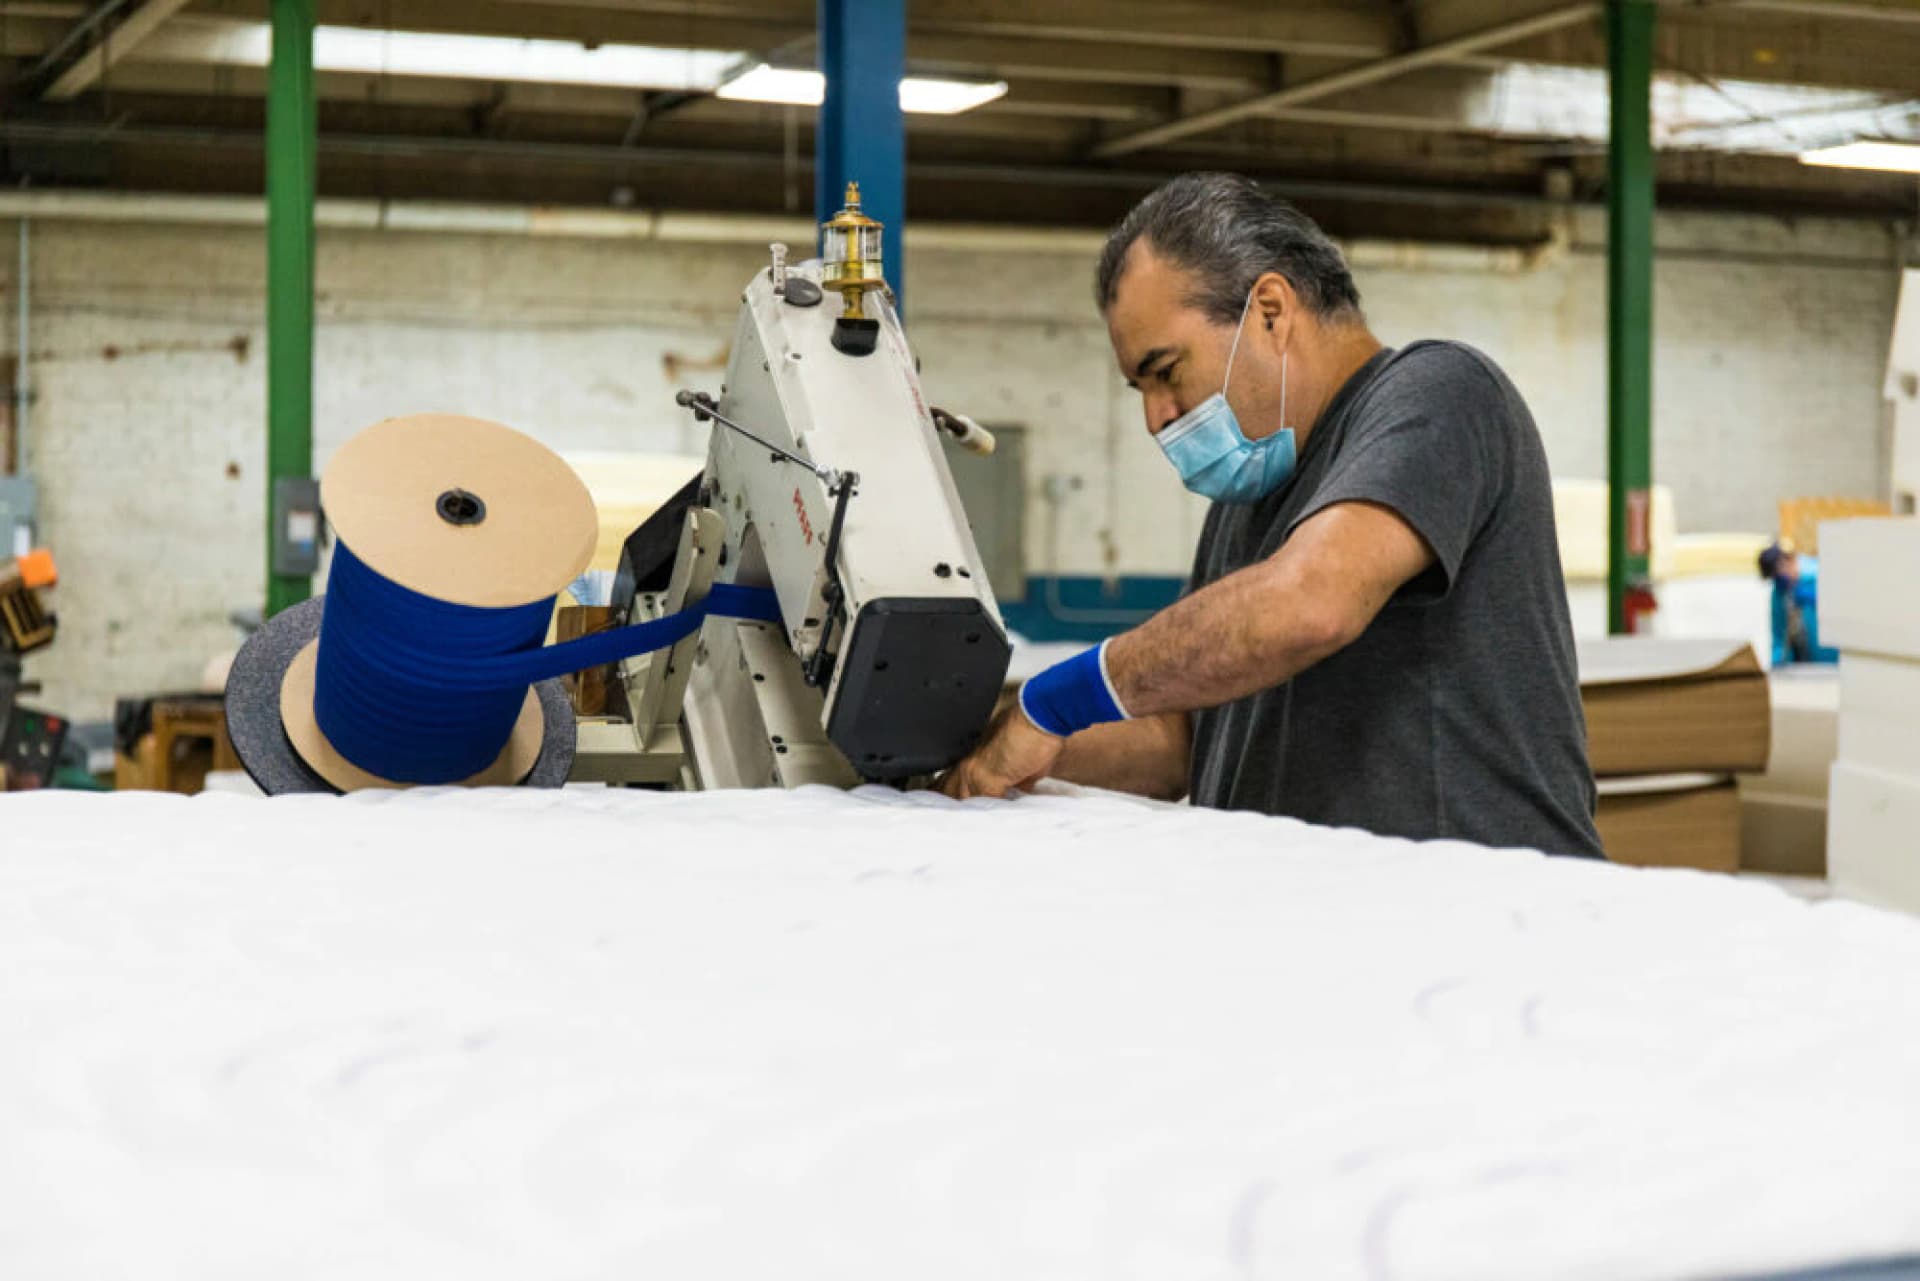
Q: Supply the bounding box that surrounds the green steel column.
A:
[266,0,316,618]
[1607,0,1655,634]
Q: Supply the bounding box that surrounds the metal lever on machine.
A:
[675,390,843,487]
[674,389,860,689]
[802,470,859,690]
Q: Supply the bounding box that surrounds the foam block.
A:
[1837,652,1920,778]
[1819,517,1920,660]
[1829,759,1920,915]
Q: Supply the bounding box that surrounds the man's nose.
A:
[1144,392,1181,436]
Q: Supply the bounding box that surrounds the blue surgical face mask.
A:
[1154,289,1297,504]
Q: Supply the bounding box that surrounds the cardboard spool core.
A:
[278,412,599,790]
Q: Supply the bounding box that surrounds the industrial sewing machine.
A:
[567,185,1011,789]
[222,185,1008,796]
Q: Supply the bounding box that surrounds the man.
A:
[942,172,1602,859]
[1758,540,1837,666]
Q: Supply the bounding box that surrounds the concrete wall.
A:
[0,204,1905,721]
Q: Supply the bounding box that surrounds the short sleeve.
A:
[1185,503,1226,595]
[1287,342,1510,601]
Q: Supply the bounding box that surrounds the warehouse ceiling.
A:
[0,0,1917,242]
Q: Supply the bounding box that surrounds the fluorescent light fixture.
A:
[1799,140,1920,174]
[715,64,823,107]
[716,62,1007,115]
[900,76,1009,115]
[157,19,739,90]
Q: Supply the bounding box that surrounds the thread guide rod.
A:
[675,390,839,486]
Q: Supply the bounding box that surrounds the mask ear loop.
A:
[1220,286,1257,402]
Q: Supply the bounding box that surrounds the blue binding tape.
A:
[313,542,784,784]
[1018,640,1129,738]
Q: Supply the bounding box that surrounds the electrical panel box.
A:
[0,475,35,560]
[272,476,322,578]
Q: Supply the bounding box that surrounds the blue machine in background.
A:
[999,576,1185,644]
[1761,543,1839,666]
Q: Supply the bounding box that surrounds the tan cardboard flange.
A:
[323,413,597,607]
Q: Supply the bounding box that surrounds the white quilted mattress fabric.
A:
[3,784,1919,1281]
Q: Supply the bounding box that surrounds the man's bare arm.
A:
[1108,501,1435,717]
[1051,711,1192,800]
[940,501,1435,801]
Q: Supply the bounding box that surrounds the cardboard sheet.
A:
[1595,777,1741,872]
[1578,638,1769,777]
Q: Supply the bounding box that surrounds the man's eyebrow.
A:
[1131,345,1178,380]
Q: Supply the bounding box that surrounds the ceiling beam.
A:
[903,36,1275,92]
[905,0,1396,56]
[421,0,1397,57]
[178,2,1285,92]
[91,58,1170,123]
[1726,0,1920,23]
[199,0,811,51]
[42,0,193,99]
[5,117,1909,222]
[1092,2,1600,158]
[1498,10,1920,98]
[24,0,124,81]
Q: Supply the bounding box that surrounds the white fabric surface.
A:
[4,784,1920,1280]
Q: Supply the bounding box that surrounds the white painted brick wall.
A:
[0,208,1902,720]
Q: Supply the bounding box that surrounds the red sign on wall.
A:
[1626,488,1651,559]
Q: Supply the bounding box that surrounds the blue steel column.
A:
[816,0,905,310]
[1607,0,1655,634]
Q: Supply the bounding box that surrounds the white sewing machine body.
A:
[571,256,1010,790]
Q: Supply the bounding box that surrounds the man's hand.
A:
[939,708,1065,799]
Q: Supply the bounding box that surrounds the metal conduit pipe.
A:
[0,189,1559,273]
[13,216,27,475]
[0,120,1911,222]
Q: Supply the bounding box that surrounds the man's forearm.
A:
[1107,557,1351,719]
[1052,712,1191,800]
[1012,505,1430,744]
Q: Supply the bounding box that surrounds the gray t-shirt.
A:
[1186,340,1603,859]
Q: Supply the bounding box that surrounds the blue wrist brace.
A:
[1018,640,1131,738]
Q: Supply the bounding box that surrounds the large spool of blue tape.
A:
[231,412,784,794]
[278,413,602,791]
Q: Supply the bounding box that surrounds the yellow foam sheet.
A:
[1553,479,1768,582]
[561,452,708,575]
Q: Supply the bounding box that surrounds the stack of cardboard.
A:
[1578,638,1772,871]
[1819,518,1920,913]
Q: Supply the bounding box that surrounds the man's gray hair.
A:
[1095,172,1362,325]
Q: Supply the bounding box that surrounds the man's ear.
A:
[1253,271,1293,335]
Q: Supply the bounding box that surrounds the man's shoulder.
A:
[1370,339,1515,402]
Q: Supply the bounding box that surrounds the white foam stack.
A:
[1819,517,1920,912]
